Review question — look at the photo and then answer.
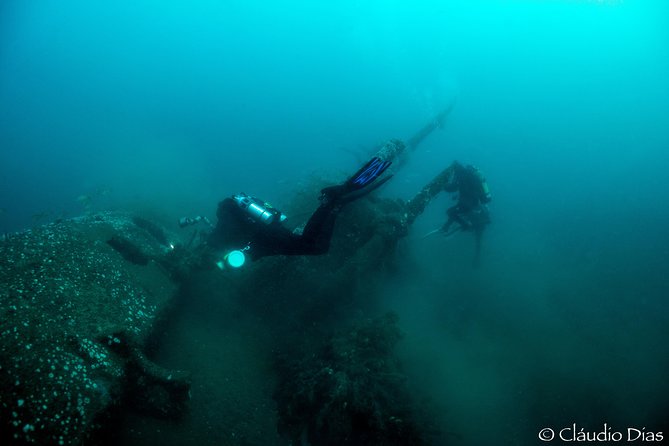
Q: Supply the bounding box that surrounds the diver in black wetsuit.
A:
[206,157,392,269]
[442,161,491,233]
[440,161,491,267]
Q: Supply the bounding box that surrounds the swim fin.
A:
[422,228,443,239]
[348,157,392,188]
[422,225,461,239]
[441,226,461,238]
[321,157,392,205]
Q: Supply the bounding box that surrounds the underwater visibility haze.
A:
[1,0,668,445]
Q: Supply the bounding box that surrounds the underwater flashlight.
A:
[216,250,246,270]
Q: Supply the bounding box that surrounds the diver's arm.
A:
[444,182,458,193]
[405,163,456,225]
[443,163,459,192]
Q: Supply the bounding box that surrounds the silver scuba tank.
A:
[233,194,286,224]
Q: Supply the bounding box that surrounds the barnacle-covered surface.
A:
[0,212,185,445]
[273,313,434,446]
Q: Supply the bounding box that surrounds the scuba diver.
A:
[427,161,491,267]
[441,161,491,234]
[204,157,392,269]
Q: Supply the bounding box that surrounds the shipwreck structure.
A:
[0,105,459,445]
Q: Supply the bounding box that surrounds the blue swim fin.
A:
[347,157,392,189]
[320,157,392,205]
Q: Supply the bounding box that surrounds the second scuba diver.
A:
[441,161,491,236]
[431,160,491,267]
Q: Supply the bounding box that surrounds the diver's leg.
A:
[441,218,453,234]
[276,203,339,256]
[282,158,392,256]
[445,206,464,230]
[451,205,472,230]
[473,228,483,268]
[301,203,340,254]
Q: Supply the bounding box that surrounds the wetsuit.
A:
[443,162,490,231]
[208,157,392,262]
[441,161,491,267]
[208,197,341,261]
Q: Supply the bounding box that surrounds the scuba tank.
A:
[480,178,491,203]
[233,193,287,224]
